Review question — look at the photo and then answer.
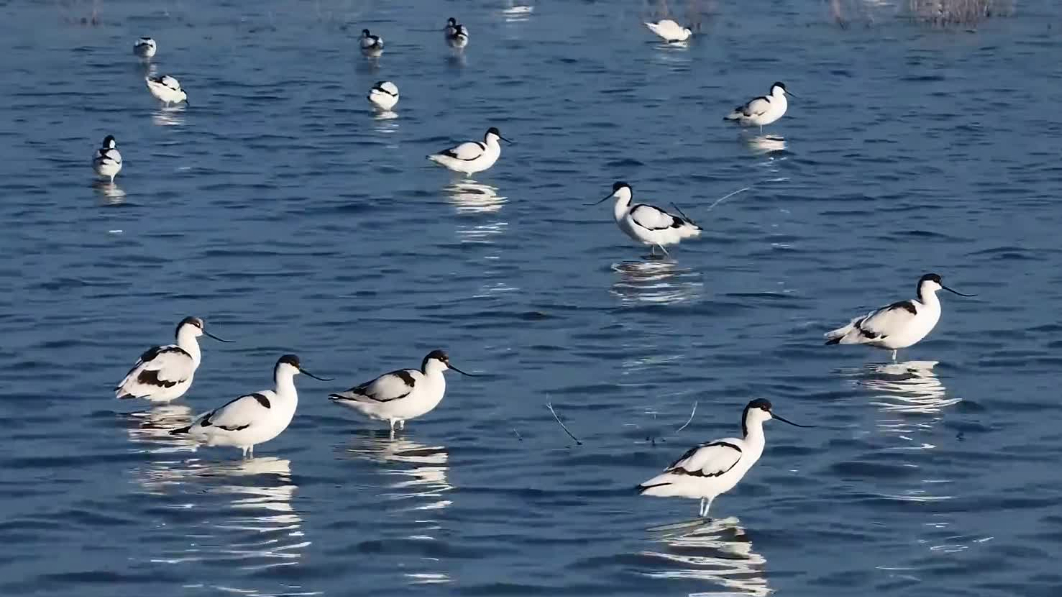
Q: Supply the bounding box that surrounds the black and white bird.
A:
[644,19,692,43]
[427,127,511,177]
[825,273,975,361]
[588,182,701,256]
[360,29,384,56]
[146,75,188,104]
[92,135,123,182]
[368,81,399,111]
[445,17,470,48]
[329,350,479,433]
[133,37,157,59]
[725,82,794,134]
[638,399,811,519]
[116,317,230,402]
[171,355,331,458]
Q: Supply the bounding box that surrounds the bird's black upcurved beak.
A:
[300,368,334,381]
[786,90,798,99]
[204,331,232,343]
[942,284,976,297]
[772,412,813,428]
[586,193,615,206]
[447,362,481,377]
[499,135,514,144]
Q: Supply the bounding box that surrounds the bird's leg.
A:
[699,498,708,517]
[649,245,656,257]
[241,446,248,459]
[702,498,713,519]
[248,445,254,458]
[658,245,670,257]
[398,420,405,430]
[891,350,897,361]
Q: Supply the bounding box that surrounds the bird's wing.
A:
[741,96,771,117]
[196,392,272,432]
[153,76,180,91]
[853,300,919,340]
[97,148,122,165]
[665,440,744,477]
[336,369,419,402]
[629,204,682,231]
[440,141,486,161]
[645,20,681,39]
[120,345,194,389]
[372,82,397,96]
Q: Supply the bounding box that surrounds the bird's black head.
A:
[278,354,301,369]
[177,316,204,330]
[772,82,787,92]
[486,126,501,137]
[920,273,943,285]
[748,398,773,412]
[613,181,631,193]
[102,135,116,148]
[447,17,457,26]
[424,349,449,366]
[361,29,371,37]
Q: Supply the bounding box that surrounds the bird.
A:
[427,127,511,177]
[724,82,794,134]
[329,350,479,433]
[825,273,975,361]
[115,316,230,402]
[146,75,188,105]
[170,355,331,457]
[445,17,470,48]
[644,19,692,43]
[638,399,811,519]
[92,135,123,182]
[588,182,701,257]
[360,29,383,56]
[133,37,157,59]
[367,81,399,111]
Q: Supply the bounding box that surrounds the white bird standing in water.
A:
[329,350,479,433]
[644,19,692,43]
[638,399,811,518]
[170,355,331,457]
[367,81,399,111]
[725,82,794,134]
[428,127,511,177]
[116,317,230,402]
[92,135,123,182]
[825,273,975,361]
[588,182,701,257]
[445,17,469,48]
[146,75,188,105]
[360,29,384,56]
[133,37,157,59]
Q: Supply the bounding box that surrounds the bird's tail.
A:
[824,320,858,345]
[644,22,662,36]
[724,109,743,121]
[170,425,191,435]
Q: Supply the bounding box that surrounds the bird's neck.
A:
[176,330,201,366]
[613,197,631,222]
[484,136,500,150]
[917,287,940,308]
[273,371,299,401]
[742,418,766,452]
[422,361,447,378]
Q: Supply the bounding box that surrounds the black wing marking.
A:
[742,96,770,116]
[346,369,417,402]
[856,300,917,340]
[127,345,191,388]
[251,393,271,409]
[666,441,743,477]
[630,204,679,231]
[442,142,486,161]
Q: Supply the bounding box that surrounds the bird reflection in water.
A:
[446,180,508,244]
[746,134,787,155]
[611,260,703,305]
[347,431,452,511]
[92,180,127,205]
[123,404,198,455]
[642,517,771,596]
[153,104,186,127]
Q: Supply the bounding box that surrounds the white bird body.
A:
[725,83,791,132]
[92,135,122,182]
[171,355,328,457]
[594,182,701,256]
[330,350,476,432]
[360,29,383,55]
[825,273,973,360]
[445,18,470,48]
[645,19,692,42]
[639,399,808,518]
[428,127,509,177]
[146,75,187,104]
[368,81,399,111]
[116,317,226,402]
[133,37,157,59]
